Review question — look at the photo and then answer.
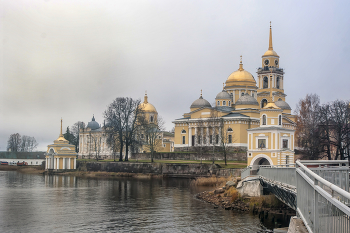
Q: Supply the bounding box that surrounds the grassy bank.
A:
[0,165,45,174]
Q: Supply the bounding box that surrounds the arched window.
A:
[276,77,280,89]
[262,115,267,125]
[261,99,268,108]
[217,101,220,106]
[279,115,282,126]
[227,128,233,132]
[263,77,268,88]
[181,129,186,134]
[223,101,226,106]
[241,92,244,96]
[228,101,231,106]
[150,115,154,122]
[278,98,282,101]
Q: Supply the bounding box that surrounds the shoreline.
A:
[196,189,295,216]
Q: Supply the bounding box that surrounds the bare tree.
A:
[19,135,38,152]
[139,115,165,162]
[294,94,323,160]
[104,97,141,161]
[326,100,350,160]
[90,134,102,161]
[71,121,86,152]
[7,133,22,152]
[209,107,234,165]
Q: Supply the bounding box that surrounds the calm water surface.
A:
[0,171,279,232]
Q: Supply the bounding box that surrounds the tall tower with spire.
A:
[257,22,286,109]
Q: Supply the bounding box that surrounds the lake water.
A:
[0,171,285,232]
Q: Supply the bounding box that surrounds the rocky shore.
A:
[195,177,295,216]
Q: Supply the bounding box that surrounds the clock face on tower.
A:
[264,59,269,65]
[275,60,278,65]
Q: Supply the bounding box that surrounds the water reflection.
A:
[0,171,281,232]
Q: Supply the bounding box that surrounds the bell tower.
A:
[257,22,286,109]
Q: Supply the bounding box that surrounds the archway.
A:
[250,154,273,172]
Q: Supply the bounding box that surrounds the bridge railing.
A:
[258,164,296,187]
[296,160,350,233]
[240,166,252,179]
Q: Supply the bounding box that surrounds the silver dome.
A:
[274,100,291,110]
[87,115,100,130]
[190,96,212,109]
[215,90,231,100]
[235,93,259,106]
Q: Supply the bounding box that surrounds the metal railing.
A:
[241,166,252,179]
[296,160,350,233]
[240,160,350,232]
[258,164,296,187]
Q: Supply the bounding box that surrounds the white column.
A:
[54,157,56,170]
[206,127,209,146]
[188,127,192,147]
[200,127,203,145]
[45,158,48,169]
[63,158,66,169]
[74,158,76,169]
[68,158,71,169]
[194,127,197,146]
[57,158,59,169]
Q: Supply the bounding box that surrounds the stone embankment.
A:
[77,162,241,178]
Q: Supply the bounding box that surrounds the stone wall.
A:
[130,152,247,161]
[77,161,242,178]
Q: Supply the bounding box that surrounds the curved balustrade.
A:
[240,160,350,232]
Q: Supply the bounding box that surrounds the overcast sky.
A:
[1,0,349,151]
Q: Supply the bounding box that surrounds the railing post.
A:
[314,178,319,233]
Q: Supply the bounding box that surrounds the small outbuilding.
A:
[45,119,77,170]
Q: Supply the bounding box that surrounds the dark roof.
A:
[190,96,212,108]
[0,152,46,159]
[247,126,294,131]
[216,106,234,112]
[87,115,100,130]
[222,113,249,118]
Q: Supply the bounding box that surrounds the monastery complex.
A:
[173,24,296,167]
[45,24,296,170]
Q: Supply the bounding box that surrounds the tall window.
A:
[279,115,282,125]
[209,135,213,144]
[283,139,288,149]
[217,101,220,106]
[228,101,231,106]
[182,136,185,144]
[263,76,268,88]
[261,99,268,108]
[198,137,201,145]
[215,135,219,144]
[228,135,232,143]
[241,92,244,96]
[150,115,154,122]
[262,115,267,125]
[223,101,226,106]
[276,77,280,89]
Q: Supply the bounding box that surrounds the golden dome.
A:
[263,49,278,57]
[263,102,281,109]
[139,94,157,113]
[227,60,255,82]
